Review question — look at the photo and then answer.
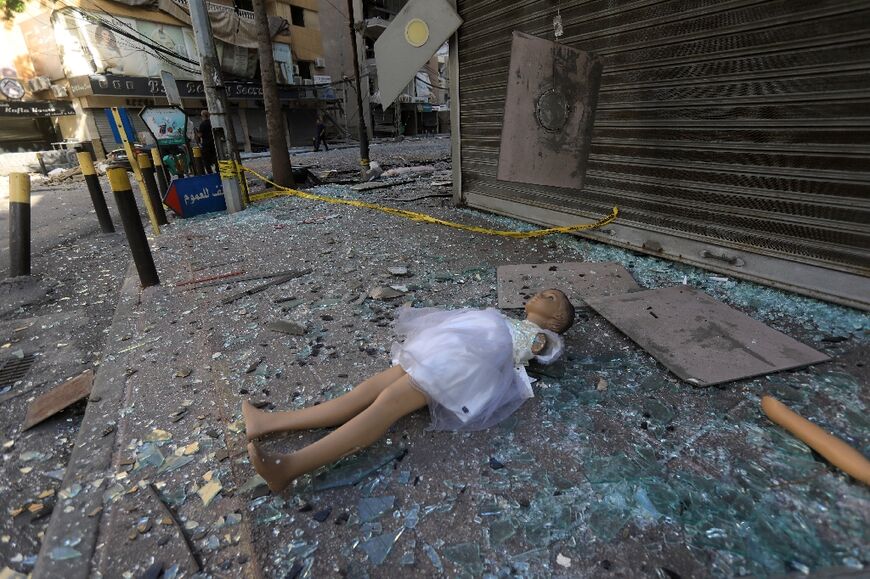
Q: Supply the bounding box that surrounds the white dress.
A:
[390,307,564,431]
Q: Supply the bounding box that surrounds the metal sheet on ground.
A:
[584,285,830,386]
[497,262,640,309]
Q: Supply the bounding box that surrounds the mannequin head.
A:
[524,289,575,334]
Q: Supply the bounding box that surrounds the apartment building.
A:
[318,0,449,141]
[0,0,335,156]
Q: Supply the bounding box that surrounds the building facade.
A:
[0,0,336,157]
[317,0,449,141]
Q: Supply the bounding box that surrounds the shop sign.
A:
[0,100,76,117]
[139,106,188,145]
[163,173,226,218]
[67,74,330,102]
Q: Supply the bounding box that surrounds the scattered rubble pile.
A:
[2,138,867,578]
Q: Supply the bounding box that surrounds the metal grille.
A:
[0,353,37,389]
[456,0,870,276]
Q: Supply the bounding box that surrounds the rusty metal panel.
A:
[455,0,870,307]
[496,262,640,309]
[497,32,602,189]
[584,286,830,386]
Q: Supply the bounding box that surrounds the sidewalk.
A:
[30,141,870,578]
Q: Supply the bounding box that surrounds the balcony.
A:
[169,0,255,21]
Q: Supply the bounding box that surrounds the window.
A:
[291,6,305,27]
[297,61,312,80]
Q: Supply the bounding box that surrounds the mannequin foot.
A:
[243,400,277,440]
[247,442,298,493]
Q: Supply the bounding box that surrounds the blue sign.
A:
[105,107,137,144]
[163,173,226,218]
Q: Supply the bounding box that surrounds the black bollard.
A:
[192,145,204,176]
[137,153,168,226]
[77,151,115,233]
[150,148,168,200]
[8,173,30,277]
[151,148,170,187]
[107,168,160,288]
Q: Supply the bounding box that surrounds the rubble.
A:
[6,139,868,578]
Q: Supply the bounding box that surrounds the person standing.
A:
[197,110,217,173]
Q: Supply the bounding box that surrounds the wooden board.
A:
[22,370,94,431]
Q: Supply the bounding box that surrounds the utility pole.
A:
[188,0,244,213]
[346,0,370,177]
[252,0,295,188]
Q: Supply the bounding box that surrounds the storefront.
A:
[0,100,75,152]
[69,74,332,153]
[452,0,870,310]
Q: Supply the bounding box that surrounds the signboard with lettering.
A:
[163,173,226,218]
[0,101,75,117]
[139,106,188,146]
[66,74,336,102]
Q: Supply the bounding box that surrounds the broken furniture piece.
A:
[584,285,830,386]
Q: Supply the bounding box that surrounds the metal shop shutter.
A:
[93,110,150,153]
[455,0,870,309]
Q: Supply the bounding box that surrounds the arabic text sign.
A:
[163,173,226,218]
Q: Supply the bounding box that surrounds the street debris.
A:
[219,269,312,305]
[266,320,306,336]
[585,285,830,386]
[21,370,93,431]
[8,139,867,579]
[368,286,406,300]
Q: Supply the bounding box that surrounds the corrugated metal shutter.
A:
[456,0,870,309]
[92,109,150,152]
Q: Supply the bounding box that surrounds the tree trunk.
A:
[252,0,294,187]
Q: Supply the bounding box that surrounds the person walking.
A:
[197,110,217,173]
[313,114,329,152]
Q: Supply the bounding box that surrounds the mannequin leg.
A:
[247,375,426,492]
[244,366,406,439]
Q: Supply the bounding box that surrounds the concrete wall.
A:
[317,0,372,141]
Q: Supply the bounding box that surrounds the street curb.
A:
[33,263,141,579]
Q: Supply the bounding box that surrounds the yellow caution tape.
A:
[218,159,244,179]
[237,163,619,238]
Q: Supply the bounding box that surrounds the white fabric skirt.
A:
[390,307,534,431]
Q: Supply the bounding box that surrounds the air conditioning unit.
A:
[315,57,326,68]
[27,76,51,92]
[50,84,68,98]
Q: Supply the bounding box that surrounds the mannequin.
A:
[245,289,575,492]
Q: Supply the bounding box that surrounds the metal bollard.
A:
[107,168,160,288]
[192,145,204,176]
[8,173,31,277]
[151,147,170,188]
[150,148,169,199]
[137,153,168,226]
[77,151,115,234]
